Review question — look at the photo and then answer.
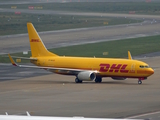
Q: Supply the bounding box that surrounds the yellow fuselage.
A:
[32,56,154,78]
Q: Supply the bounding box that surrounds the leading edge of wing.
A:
[8,54,99,74]
[8,54,37,66]
[10,56,37,60]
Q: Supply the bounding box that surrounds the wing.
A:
[8,54,99,75]
[10,56,37,60]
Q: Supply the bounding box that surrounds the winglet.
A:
[128,51,132,60]
[8,54,18,66]
[26,111,31,116]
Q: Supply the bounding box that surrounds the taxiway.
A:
[0,56,160,120]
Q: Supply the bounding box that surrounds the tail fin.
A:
[27,23,58,57]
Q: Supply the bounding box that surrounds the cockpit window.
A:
[145,65,149,68]
[140,65,144,68]
[139,65,149,68]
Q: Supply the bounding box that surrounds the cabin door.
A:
[131,63,136,73]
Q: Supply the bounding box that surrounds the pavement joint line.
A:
[0,86,52,95]
[125,111,160,119]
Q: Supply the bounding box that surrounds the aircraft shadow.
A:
[26,79,146,85]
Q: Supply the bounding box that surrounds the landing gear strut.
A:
[138,77,147,84]
[138,80,142,84]
[75,78,82,83]
[95,77,102,83]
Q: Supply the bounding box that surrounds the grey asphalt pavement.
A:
[0,63,50,81]
[0,57,160,120]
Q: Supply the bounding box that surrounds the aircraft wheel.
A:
[79,80,82,83]
[138,80,142,84]
[75,78,82,83]
[95,77,102,83]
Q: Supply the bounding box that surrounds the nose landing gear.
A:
[138,80,142,84]
[138,77,147,84]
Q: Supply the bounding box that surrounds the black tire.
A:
[95,77,102,83]
[75,78,82,83]
[79,80,82,83]
[138,80,142,84]
[75,78,79,83]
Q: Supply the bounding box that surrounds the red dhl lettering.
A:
[31,39,40,42]
[99,64,129,73]
[120,64,129,73]
[109,64,122,72]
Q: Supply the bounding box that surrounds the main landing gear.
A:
[75,78,82,83]
[75,77,102,83]
[95,77,102,83]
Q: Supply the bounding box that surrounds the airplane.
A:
[8,23,154,84]
[0,112,143,120]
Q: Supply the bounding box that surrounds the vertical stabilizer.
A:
[27,23,58,57]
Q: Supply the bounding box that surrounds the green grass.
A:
[1,35,160,63]
[51,35,160,58]
[0,12,141,36]
[1,2,160,15]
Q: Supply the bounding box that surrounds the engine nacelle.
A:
[111,77,126,80]
[77,71,96,81]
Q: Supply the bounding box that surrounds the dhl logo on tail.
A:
[8,23,154,85]
[30,39,40,42]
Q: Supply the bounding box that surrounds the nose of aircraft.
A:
[148,68,154,75]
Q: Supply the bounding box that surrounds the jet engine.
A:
[111,77,126,80]
[77,71,96,81]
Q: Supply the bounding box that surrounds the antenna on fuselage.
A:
[128,51,132,60]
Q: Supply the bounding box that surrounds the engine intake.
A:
[77,71,96,81]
